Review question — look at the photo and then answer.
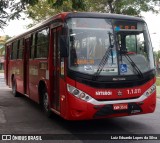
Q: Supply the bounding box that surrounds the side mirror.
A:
[60,35,68,57]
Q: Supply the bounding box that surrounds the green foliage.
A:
[0,46,5,56]
[26,0,55,27]
[0,35,11,56]
[26,0,160,26]
[154,50,160,65]
[156,77,160,86]
[72,0,86,10]
[26,0,74,27]
[0,0,9,29]
[87,0,160,16]
[0,0,38,29]
[26,0,87,26]
[50,0,86,10]
[0,0,160,30]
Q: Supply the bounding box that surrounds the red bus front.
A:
[59,15,156,120]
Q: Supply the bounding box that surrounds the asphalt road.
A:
[0,73,160,143]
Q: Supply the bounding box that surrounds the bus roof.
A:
[6,12,145,44]
[66,12,144,22]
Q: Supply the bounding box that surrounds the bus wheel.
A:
[42,90,52,118]
[12,79,19,97]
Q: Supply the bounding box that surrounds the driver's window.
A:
[125,34,146,55]
[137,33,145,55]
[126,35,136,53]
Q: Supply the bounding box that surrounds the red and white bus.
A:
[4,12,156,120]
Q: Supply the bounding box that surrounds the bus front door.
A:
[24,38,30,95]
[51,27,62,112]
[5,45,10,86]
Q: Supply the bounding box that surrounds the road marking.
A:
[0,108,6,123]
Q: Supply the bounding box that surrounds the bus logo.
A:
[95,91,112,96]
[2,135,11,140]
[117,91,123,96]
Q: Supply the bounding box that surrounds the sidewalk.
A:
[0,72,5,83]
[156,86,160,98]
[0,72,4,77]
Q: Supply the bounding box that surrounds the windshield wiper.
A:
[121,51,143,79]
[93,33,114,80]
[93,47,112,80]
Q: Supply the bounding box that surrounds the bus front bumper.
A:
[66,91,156,120]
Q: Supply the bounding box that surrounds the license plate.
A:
[113,103,128,110]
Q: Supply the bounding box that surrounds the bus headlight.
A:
[67,84,93,102]
[144,84,156,97]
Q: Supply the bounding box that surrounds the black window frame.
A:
[35,27,50,58]
[30,33,37,59]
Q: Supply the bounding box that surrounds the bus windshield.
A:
[67,18,154,77]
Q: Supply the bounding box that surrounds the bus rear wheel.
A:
[42,90,52,118]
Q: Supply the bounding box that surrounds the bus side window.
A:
[17,39,24,59]
[6,45,11,60]
[12,41,18,60]
[36,28,49,58]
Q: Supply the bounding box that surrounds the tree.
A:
[0,35,11,56]
[1,0,160,30]
[50,0,86,11]
[155,50,160,65]
[0,1,9,29]
[26,0,87,27]
[0,0,38,29]
[48,0,160,15]
[87,0,160,15]
[25,0,160,26]
[26,0,73,27]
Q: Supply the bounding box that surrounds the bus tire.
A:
[42,89,52,118]
[12,79,19,97]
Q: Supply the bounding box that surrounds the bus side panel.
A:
[28,60,39,102]
[16,60,24,94]
[59,78,67,118]
[140,92,156,113]
[9,59,24,94]
[8,60,16,87]
[29,59,48,103]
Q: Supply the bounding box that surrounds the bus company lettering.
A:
[96,91,112,96]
